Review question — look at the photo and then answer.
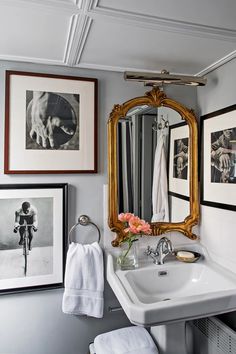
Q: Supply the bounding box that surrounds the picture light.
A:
[124,69,207,86]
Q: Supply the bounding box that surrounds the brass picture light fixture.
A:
[124,69,207,87]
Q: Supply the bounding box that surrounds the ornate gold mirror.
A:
[108,87,199,246]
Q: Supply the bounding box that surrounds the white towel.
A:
[152,134,169,223]
[62,241,104,318]
[94,326,159,354]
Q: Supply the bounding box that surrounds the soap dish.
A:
[175,250,201,263]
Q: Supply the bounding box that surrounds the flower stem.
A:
[122,240,132,260]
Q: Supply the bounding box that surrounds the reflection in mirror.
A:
[117,106,189,223]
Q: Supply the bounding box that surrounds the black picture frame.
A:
[200,104,236,211]
[168,121,190,201]
[0,183,68,294]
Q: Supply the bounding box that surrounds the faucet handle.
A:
[144,245,151,255]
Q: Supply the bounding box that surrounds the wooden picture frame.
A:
[4,71,97,174]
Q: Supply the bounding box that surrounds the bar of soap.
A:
[177,251,195,259]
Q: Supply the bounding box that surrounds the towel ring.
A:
[68,215,101,245]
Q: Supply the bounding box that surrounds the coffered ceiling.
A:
[0,0,236,75]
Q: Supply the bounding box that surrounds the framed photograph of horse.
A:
[0,183,67,294]
[4,71,97,174]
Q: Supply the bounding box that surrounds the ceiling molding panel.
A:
[95,0,236,31]
[76,0,83,8]
[196,50,236,76]
[79,17,236,75]
[87,0,98,11]
[0,5,72,63]
[63,14,79,65]
[88,1,236,42]
[0,0,235,75]
[0,54,64,66]
[76,62,170,73]
[64,14,93,66]
[0,0,79,14]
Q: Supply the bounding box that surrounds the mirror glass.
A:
[117,105,190,223]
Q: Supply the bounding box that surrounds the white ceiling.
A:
[0,0,236,75]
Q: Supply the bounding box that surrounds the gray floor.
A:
[0,246,53,279]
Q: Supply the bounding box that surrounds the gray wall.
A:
[197,58,236,343]
[197,58,236,273]
[0,60,197,354]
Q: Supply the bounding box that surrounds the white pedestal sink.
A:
[106,245,236,353]
[150,322,191,354]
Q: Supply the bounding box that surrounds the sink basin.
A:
[107,249,236,326]
[122,262,236,304]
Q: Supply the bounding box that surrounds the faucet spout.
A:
[156,237,173,265]
[145,237,173,265]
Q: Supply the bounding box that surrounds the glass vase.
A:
[117,242,139,270]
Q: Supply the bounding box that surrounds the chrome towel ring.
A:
[68,215,101,245]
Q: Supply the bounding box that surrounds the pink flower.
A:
[119,213,151,259]
[128,216,143,231]
[124,226,139,234]
[140,221,152,234]
[118,213,134,223]
[122,215,152,235]
[119,213,151,242]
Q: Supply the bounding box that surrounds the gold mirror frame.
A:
[108,87,199,246]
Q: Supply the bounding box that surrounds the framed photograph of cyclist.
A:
[201,104,236,211]
[4,70,98,174]
[168,122,190,200]
[0,183,68,294]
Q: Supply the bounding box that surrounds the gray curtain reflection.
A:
[118,120,134,213]
[118,115,158,222]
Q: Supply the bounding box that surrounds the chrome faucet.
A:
[145,237,174,265]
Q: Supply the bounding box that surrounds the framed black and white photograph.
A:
[168,122,190,199]
[201,104,236,210]
[0,183,67,294]
[4,71,97,174]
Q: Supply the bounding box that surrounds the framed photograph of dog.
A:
[4,71,97,173]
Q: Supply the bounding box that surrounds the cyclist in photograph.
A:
[13,201,38,250]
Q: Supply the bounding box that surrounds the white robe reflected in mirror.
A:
[151,132,169,222]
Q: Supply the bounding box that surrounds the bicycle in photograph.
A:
[15,221,37,276]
